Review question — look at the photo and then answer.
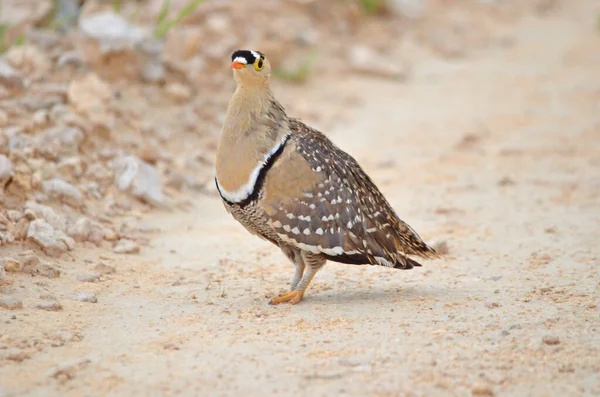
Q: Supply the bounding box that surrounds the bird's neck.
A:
[215,83,290,203]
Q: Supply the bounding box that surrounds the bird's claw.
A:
[269,290,304,305]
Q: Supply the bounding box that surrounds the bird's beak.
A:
[230,61,245,69]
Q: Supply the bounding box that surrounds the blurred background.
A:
[1,1,599,396]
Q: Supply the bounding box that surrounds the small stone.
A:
[20,253,41,273]
[113,156,167,207]
[6,348,31,362]
[472,382,494,396]
[0,59,24,90]
[13,219,29,240]
[68,217,93,242]
[348,45,408,80]
[501,330,510,337]
[75,292,97,303]
[0,296,23,310]
[24,201,66,231]
[93,263,116,274]
[113,239,140,254]
[165,82,191,102]
[485,301,499,309]
[3,258,22,273]
[42,178,84,207]
[0,155,14,187]
[7,210,22,223]
[542,335,560,345]
[77,273,100,283]
[430,239,449,255]
[23,208,37,221]
[39,264,61,278]
[5,45,51,80]
[27,219,75,257]
[36,299,63,311]
[103,228,118,241]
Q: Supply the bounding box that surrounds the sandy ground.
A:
[2,2,600,396]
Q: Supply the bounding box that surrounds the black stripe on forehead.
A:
[231,50,264,64]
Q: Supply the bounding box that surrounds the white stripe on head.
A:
[233,56,248,64]
[250,50,261,61]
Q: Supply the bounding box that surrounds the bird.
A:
[215,49,436,305]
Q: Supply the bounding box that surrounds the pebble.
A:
[6,348,31,362]
[77,273,100,283]
[27,219,75,257]
[42,178,84,207]
[542,335,560,345]
[113,238,140,254]
[430,239,449,255]
[36,299,63,311]
[24,201,66,231]
[3,257,22,273]
[485,301,499,309]
[113,155,167,207]
[7,210,22,223]
[68,217,93,242]
[0,155,14,187]
[472,382,495,396]
[5,45,51,80]
[0,59,24,90]
[0,296,23,310]
[94,263,116,274]
[38,264,61,278]
[75,292,97,303]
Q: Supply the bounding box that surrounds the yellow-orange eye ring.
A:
[254,58,264,71]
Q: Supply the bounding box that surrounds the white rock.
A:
[42,178,83,207]
[75,292,97,303]
[113,156,166,207]
[348,45,408,80]
[113,238,140,254]
[24,201,66,231]
[5,45,51,80]
[0,296,23,310]
[35,126,84,159]
[0,155,14,187]
[27,219,75,257]
[388,0,427,19]
[67,73,114,129]
[7,210,22,223]
[79,12,149,52]
[430,238,449,255]
[0,59,24,90]
[68,217,93,242]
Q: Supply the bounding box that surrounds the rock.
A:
[102,228,118,241]
[20,253,41,274]
[75,292,97,303]
[38,264,61,278]
[6,348,31,362]
[430,239,449,255]
[0,296,23,310]
[68,217,93,242]
[67,73,114,130]
[113,239,140,254]
[348,45,408,80]
[3,257,22,273]
[138,38,165,82]
[42,178,84,207]
[472,382,495,396]
[542,335,560,345]
[35,126,84,160]
[13,219,30,240]
[36,299,63,311]
[0,232,15,244]
[24,201,66,231]
[94,263,116,274]
[79,11,148,51]
[0,59,24,91]
[5,45,51,81]
[7,210,22,223]
[165,83,192,102]
[77,273,99,283]
[50,358,91,383]
[27,219,75,257]
[0,155,14,187]
[485,301,499,309]
[113,156,166,207]
[388,0,426,19]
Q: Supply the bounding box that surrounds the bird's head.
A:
[230,49,271,86]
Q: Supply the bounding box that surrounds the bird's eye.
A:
[254,58,264,71]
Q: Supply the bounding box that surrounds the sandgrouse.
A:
[215,50,436,305]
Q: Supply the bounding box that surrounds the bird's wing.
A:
[259,120,435,268]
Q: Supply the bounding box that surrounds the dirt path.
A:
[2,3,600,396]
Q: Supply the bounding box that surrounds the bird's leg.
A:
[270,253,325,305]
[290,258,306,290]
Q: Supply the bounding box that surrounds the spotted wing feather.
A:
[263,119,435,269]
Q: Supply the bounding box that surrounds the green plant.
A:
[359,0,386,15]
[153,0,204,39]
[113,0,121,13]
[273,49,319,83]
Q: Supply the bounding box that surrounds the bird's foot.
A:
[269,290,304,305]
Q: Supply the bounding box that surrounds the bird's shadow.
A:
[305,284,447,305]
